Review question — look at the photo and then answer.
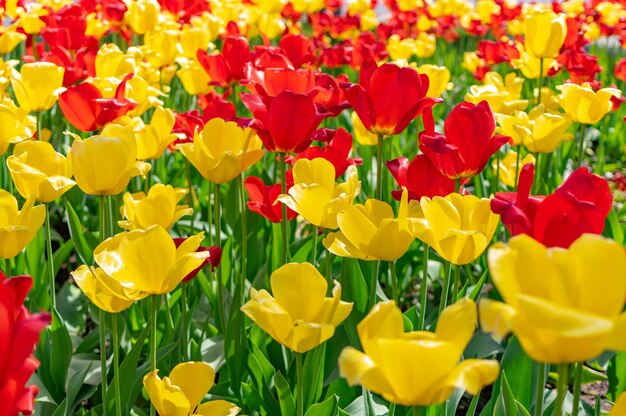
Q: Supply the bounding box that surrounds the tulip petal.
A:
[478,299,516,341]
[442,359,500,396]
[285,322,335,353]
[195,400,241,416]
[169,362,215,411]
[338,346,395,394]
[271,263,327,322]
[436,298,477,350]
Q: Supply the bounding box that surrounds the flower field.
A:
[1,0,626,415]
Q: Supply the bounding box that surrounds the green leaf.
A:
[468,270,488,302]
[65,201,94,265]
[52,360,92,416]
[608,351,626,400]
[49,310,73,402]
[497,371,518,416]
[515,400,531,416]
[303,343,326,409]
[275,371,296,416]
[225,282,248,391]
[606,208,625,245]
[305,395,339,416]
[466,390,481,416]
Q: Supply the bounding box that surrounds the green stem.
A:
[533,362,546,416]
[325,248,332,284]
[181,283,188,361]
[4,258,10,277]
[45,204,56,310]
[388,403,396,416]
[412,406,426,416]
[514,145,521,188]
[112,314,122,416]
[214,183,225,331]
[389,261,398,304]
[99,309,108,415]
[452,263,461,302]
[537,58,544,106]
[150,295,159,416]
[577,123,586,169]
[439,261,453,314]
[419,245,430,330]
[311,225,318,266]
[376,135,384,200]
[555,364,569,416]
[239,174,247,304]
[280,153,289,264]
[370,260,380,308]
[296,353,304,416]
[571,363,583,416]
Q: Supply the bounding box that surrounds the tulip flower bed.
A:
[2,0,626,415]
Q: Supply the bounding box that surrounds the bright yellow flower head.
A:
[0,29,25,54]
[120,184,192,231]
[497,105,573,152]
[387,35,416,62]
[7,141,75,203]
[95,43,136,79]
[491,150,534,188]
[415,32,436,59]
[465,72,528,115]
[124,0,160,35]
[524,10,567,58]
[256,0,288,13]
[411,193,499,266]
[257,13,287,39]
[179,27,211,59]
[290,0,325,14]
[0,97,36,155]
[339,299,500,406]
[557,82,622,125]
[0,190,45,259]
[144,29,180,68]
[474,0,500,24]
[126,74,166,116]
[72,265,139,313]
[85,12,108,38]
[398,0,423,12]
[11,62,65,112]
[178,118,264,184]
[177,60,212,96]
[18,13,46,35]
[241,262,353,353]
[480,234,626,364]
[418,64,452,98]
[347,0,370,14]
[512,49,555,80]
[132,107,177,160]
[94,226,209,296]
[277,158,360,230]
[189,14,222,43]
[597,2,626,27]
[351,111,378,146]
[70,124,151,196]
[323,189,417,262]
[144,362,240,416]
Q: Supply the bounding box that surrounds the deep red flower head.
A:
[386,154,461,201]
[244,176,297,223]
[158,0,209,22]
[615,57,626,82]
[240,90,329,153]
[198,91,236,121]
[313,73,350,116]
[491,165,613,248]
[0,273,51,416]
[287,128,362,178]
[419,101,510,180]
[477,39,520,66]
[40,4,88,51]
[196,35,252,86]
[101,0,128,23]
[173,238,221,282]
[169,110,205,149]
[59,74,137,132]
[279,33,315,69]
[344,59,442,136]
[243,67,316,98]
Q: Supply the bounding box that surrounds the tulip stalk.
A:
[98,196,108,412]
[451,264,461,302]
[180,283,189,361]
[412,406,426,416]
[533,362,546,416]
[311,224,318,266]
[150,295,159,416]
[439,261,453,315]
[571,363,583,416]
[419,245,430,330]
[577,123,586,168]
[280,153,289,264]
[376,135,384,199]
[45,204,56,310]
[239,174,247,303]
[389,261,398,304]
[537,58,544,106]
[112,314,122,416]
[514,145,522,189]
[4,258,11,277]
[214,183,225,331]
[296,352,304,416]
[555,364,569,416]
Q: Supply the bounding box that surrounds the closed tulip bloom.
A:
[465,72,528,115]
[119,184,192,231]
[277,158,360,229]
[339,299,500,406]
[176,60,212,96]
[0,30,25,55]
[512,50,555,80]
[343,59,441,136]
[241,262,353,353]
[94,226,210,296]
[411,194,500,265]
[144,362,240,416]
[7,141,75,203]
[557,82,621,124]
[417,64,452,98]
[524,10,567,58]
[72,266,139,313]
[196,35,251,86]
[0,191,45,259]
[0,97,36,155]
[134,107,177,160]
[70,124,151,195]
[10,62,65,112]
[124,0,160,35]
[480,234,626,363]
[386,155,457,201]
[178,118,264,184]
[244,176,298,223]
[323,189,417,262]
[491,150,535,188]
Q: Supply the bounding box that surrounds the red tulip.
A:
[243,67,316,98]
[343,59,441,136]
[196,35,251,86]
[0,273,51,416]
[279,33,315,69]
[173,238,221,282]
[313,73,350,116]
[419,101,510,180]
[386,154,461,201]
[491,165,613,248]
[241,90,329,153]
[244,176,297,223]
[615,58,626,82]
[59,75,136,132]
[197,91,236,121]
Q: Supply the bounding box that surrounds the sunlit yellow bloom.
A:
[290,0,325,13]
[176,60,212,96]
[124,0,160,35]
[257,0,287,13]
[360,10,378,31]
[524,10,567,58]
[512,50,555,80]
[418,64,452,98]
[465,72,528,115]
[323,189,417,262]
[120,184,192,231]
[95,226,209,296]
[144,29,180,68]
[398,0,423,12]
[19,13,46,34]
[257,13,286,39]
[7,141,75,203]
[596,2,626,27]
[387,35,416,62]
[241,262,353,353]
[0,29,25,54]
[480,234,626,364]
[347,0,370,14]
[179,27,211,59]
[178,118,264,184]
[11,62,65,112]
[415,32,436,58]
[475,0,500,24]
[0,97,36,155]
[0,190,45,259]
[491,150,535,188]
[339,299,500,406]
[561,0,584,16]
[85,12,108,38]
[189,14,221,43]
[557,82,622,125]
[132,107,177,160]
[582,21,602,42]
[144,362,240,416]
[411,194,499,265]
[536,87,561,112]
[428,0,472,18]
[0,59,19,96]
[95,43,136,79]
[72,266,138,313]
[277,159,360,229]
[462,51,485,75]
[70,124,151,196]
[351,111,378,146]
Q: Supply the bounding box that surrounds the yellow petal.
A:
[195,400,241,416]
[169,362,215,411]
[478,299,516,342]
[270,262,327,322]
[436,298,477,349]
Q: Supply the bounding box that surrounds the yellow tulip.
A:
[125,74,165,117]
[411,193,500,265]
[0,59,18,96]
[177,118,264,184]
[19,13,46,35]
[347,0,370,14]
[120,184,192,231]
[462,51,485,75]
[497,105,573,152]
[291,0,325,14]
[0,190,45,259]
[124,0,160,35]
[94,226,209,296]
[241,262,353,353]
[0,97,36,155]
[360,10,379,31]
[10,62,65,112]
[557,82,622,125]
[277,158,360,229]
[144,362,240,416]
[339,299,500,406]
[72,266,139,313]
[0,30,25,54]
[179,27,211,59]
[524,10,567,58]
[257,13,287,39]
[144,29,180,68]
[323,189,417,262]
[415,32,436,58]
[418,64,452,98]
[133,107,177,160]
[176,60,213,96]
[387,35,416,62]
[491,150,535,188]
[95,43,136,79]
[479,234,626,364]
[7,141,75,203]
[465,72,528,115]
[70,124,151,195]
[351,111,378,146]
[512,50,555,80]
